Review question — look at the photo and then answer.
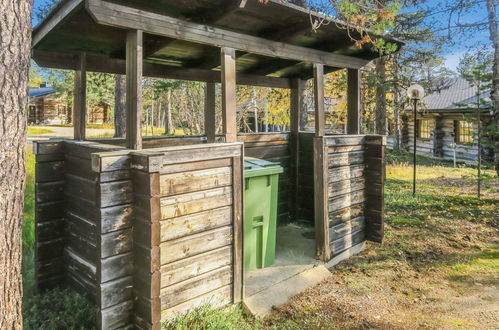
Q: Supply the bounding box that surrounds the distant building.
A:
[28,84,69,125]
[28,84,110,125]
[388,78,494,163]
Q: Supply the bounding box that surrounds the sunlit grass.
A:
[27,127,55,136]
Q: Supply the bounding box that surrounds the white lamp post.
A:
[407,84,425,196]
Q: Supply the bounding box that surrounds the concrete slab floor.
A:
[244,222,319,298]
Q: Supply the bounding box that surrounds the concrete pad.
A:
[243,265,331,317]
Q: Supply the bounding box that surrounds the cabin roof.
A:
[422,77,492,111]
[32,0,402,80]
[29,87,57,98]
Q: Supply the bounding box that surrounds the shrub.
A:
[23,288,96,330]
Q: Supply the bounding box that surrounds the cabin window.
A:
[417,119,431,140]
[455,120,473,144]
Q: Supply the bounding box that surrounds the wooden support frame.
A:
[313,136,330,261]
[313,63,325,137]
[204,82,216,143]
[290,79,304,220]
[126,30,143,150]
[33,50,292,89]
[347,68,360,134]
[221,47,237,143]
[73,53,87,140]
[86,0,370,69]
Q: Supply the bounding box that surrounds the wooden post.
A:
[313,63,325,137]
[204,82,216,143]
[290,79,304,220]
[313,136,330,261]
[126,30,143,150]
[347,68,360,135]
[221,47,237,143]
[73,53,86,140]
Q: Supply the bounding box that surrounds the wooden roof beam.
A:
[33,50,292,89]
[86,0,370,69]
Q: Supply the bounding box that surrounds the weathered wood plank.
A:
[221,47,237,143]
[160,186,232,220]
[329,189,365,211]
[328,151,364,168]
[205,82,216,143]
[329,177,365,198]
[161,285,232,321]
[160,158,232,175]
[100,276,134,309]
[100,252,133,282]
[99,300,134,330]
[329,165,364,183]
[160,266,232,310]
[101,228,133,258]
[160,226,232,265]
[159,167,231,197]
[329,217,365,242]
[330,228,365,256]
[126,29,143,150]
[161,246,232,288]
[36,161,64,183]
[160,206,231,242]
[329,203,364,226]
[100,180,133,207]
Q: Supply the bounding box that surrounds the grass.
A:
[27,127,55,136]
[21,148,498,328]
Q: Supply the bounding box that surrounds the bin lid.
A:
[244,157,283,178]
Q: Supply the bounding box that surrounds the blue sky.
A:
[33,0,494,71]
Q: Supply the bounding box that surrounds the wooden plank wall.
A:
[131,143,244,328]
[65,141,134,329]
[296,132,315,220]
[237,133,291,223]
[324,135,385,256]
[33,140,66,291]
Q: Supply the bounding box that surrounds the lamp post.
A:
[407,84,425,196]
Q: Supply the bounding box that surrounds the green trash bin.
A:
[243,157,283,273]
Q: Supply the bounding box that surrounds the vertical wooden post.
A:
[232,146,244,303]
[313,63,325,137]
[204,82,216,143]
[347,68,361,135]
[221,47,237,143]
[290,79,304,220]
[313,136,330,261]
[73,53,86,140]
[126,30,143,150]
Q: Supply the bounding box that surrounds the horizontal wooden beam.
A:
[86,0,369,69]
[32,0,83,46]
[33,50,292,88]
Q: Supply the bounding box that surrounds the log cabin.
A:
[28,84,68,124]
[31,0,402,328]
[388,78,495,163]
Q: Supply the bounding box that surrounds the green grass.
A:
[27,127,55,136]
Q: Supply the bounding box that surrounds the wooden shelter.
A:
[32,0,401,328]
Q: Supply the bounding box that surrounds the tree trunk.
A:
[165,90,173,134]
[0,0,32,328]
[485,0,499,175]
[375,57,387,135]
[392,56,401,149]
[114,74,126,138]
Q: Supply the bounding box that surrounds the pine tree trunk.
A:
[0,0,32,328]
[114,74,126,138]
[165,90,173,134]
[485,0,499,175]
[375,57,387,135]
[393,56,401,149]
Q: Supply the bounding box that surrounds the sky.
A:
[32,0,495,71]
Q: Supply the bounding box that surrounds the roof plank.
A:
[86,0,370,69]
